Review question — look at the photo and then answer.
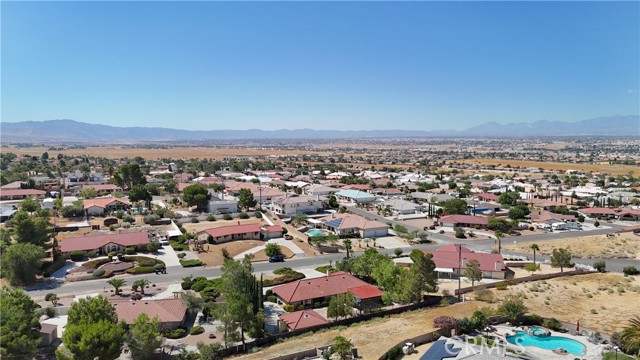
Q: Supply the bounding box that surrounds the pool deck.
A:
[491,325,603,360]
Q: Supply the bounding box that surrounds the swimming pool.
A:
[307,229,326,237]
[506,331,585,355]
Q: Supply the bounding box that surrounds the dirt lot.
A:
[454,158,638,176]
[232,302,480,360]
[195,240,264,267]
[503,233,640,260]
[494,273,640,334]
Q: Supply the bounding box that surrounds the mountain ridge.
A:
[1,115,638,143]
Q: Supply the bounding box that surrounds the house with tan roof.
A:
[424,244,507,280]
[317,213,388,238]
[197,223,262,243]
[83,197,130,215]
[59,231,150,256]
[439,215,488,229]
[304,184,337,196]
[109,298,187,330]
[0,188,47,200]
[271,195,324,216]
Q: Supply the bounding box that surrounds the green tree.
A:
[352,248,387,279]
[471,310,488,329]
[487,217,512,233]
[11,210,51,246]
[45,292,60,306]
[197,342,224,360]
[507,207,525,220]
[183,184,211,211]
[265,243,282,257]
[20,197,41,213]
[325,195,339,209]
[67,295,118,325]
[0,287,41,358]
[129,184,152,203]
[332,336,354,360]
[494,230,504,255]
[113,163,146,190]
[550,248,574,273]
[220,258,261,348]
[164,179,178,194]
[107,278,127,295]
[128,313,162,360]
[80,187,98,199]
[620,315,640,356]
[529,243,540,265]
[499,191,520,205]
[1,243,44,285]
[132,279,150,295]
[343,239,353,259]
[401,250,438,303]
[592,261,606,273]
[238,188,257,210]
[524,263,540,274]
[441,198,468,215]
[497,295,528,324]
[61,319,125,360]
[463,259,482,288]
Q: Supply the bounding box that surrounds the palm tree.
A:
[133,279,151,295]
[107,278,126,295]
[620,315,640,356]
[495,231,504,255]
[529,243,540,265]
[343,239,352,259]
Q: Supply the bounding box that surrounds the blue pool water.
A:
[529,327,547,336]
[307,229,325,236]
[506,331,586,355]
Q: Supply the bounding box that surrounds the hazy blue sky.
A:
[2,1,638,131]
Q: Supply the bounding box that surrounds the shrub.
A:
[590,309,597,314]
[433,316,458,330]
[125,247,136,255]
[207,214,216,221]
[262,268,305,287]
[189,326,205,335]
[68,250,85,262]
[180,259,204,268]
[238,212,249,219]
[439,230,445,234]
[126,266,156,274]
[191,217,199,223]
[144,214,161,224]
[495,281,508,290]
[315,265,336,274]
[177,252,187,259]
[93,269,106,277]
[223,213,233,220]
[170,242,189,251]
[181,277,193,290]
[87,250,98,258]
[45,307,56,318]
[543,318,562,331]
[266,295,277,303]
[455,229,466,239]
[457,317,476,334]
[474,289,495,302]
[593,220,600,227]
[255,212,262,219]
[123,215,135,224]
[283,304,295,312]
[623,266,639,275]
[523,314,543,326]
[394,248,403,257]
[385,345,403,360]
[593,261,606,273]
[42,256,67,277]
[165,328,187,339]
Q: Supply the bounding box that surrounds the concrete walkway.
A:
[233,238,305,260]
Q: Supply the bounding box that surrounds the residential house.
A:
[225,182,285,203]
[439,215,488,228]
[529,210,575,225]
[272,271,383,307]
[475,193,500,202]
[317,213,388,238]
[371,188,404,197]
[82,184,122,194]
[381,199,421,215]
[271,195,324,216]
[83,197,130,216]
[0,206,18,223]
[278,309,328,332]
[424,244,506,279]
[59,231,150,256]
[305,184,338,196]
[110,298,187,330]
[197,223,262,243]
[334,189,376,204]
[207,193,238,214]
[0,188,47,200]
[340,184,372,191]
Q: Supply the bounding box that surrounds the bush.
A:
[495,281,508,290]
[433,315,458,330]
[623,266,639,275]
[262,268,305,286]
[189,326,205,335]
[170,242,189,251]
[45,307,56,318]
[191,217,199,223]
[474,289,495,302]
[144,214,161,224]
[523,314,543,326]
[455,229,466,239]
[165,328,187,339]
[87,250,98,258]
[543,318,562,331]
[181,277,193,290]
[315,265,336,274]
[385,345,403,360]
[93,269,105,277]
[68,250,85,262]
[125,247,136,255]
[238,212,249,219]
[207,214,216,221]
[223,213,233,220]
[439,230,445,234]
[123,215,135,224]
[457,317,476,334]
[283,304,295,312]
[126,266,156,274]
[267,295,277,303]
[255,212,262,219]
[180,259,204,268]
[594,220,600,228]
[593,261,606,273]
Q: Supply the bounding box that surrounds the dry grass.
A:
[194,241,264,267]
[495,273,640,334]
[454,158,637,176]
[232,302,480,360]
[503,233,640,260]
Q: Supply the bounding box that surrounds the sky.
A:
[1,1,638,131]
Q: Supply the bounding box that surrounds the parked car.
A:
[269,254,285,263]
[284,234,293,240]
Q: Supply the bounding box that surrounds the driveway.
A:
[374,236,412,249]
[157,244,182,267]
[263,302,286,334]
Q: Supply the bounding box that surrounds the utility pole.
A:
[259,185,263,212]
[457,243,465,302]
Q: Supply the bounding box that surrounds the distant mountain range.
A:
[1,115,638,143]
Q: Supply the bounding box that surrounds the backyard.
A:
[503,233,640,260]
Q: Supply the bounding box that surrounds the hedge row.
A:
[180,259,204,268]
[125,266,156,274]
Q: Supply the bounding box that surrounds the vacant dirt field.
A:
[503,233,640,260]
[195,240,264,267]
[495,273,640,334]
[454,158,637,176]
[232,302,480,360]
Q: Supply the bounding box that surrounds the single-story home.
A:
[278,309,328,332]
[110,298,187,330]
[83,197,130,216]
[381,199,421,215]
[439,215,488,228]
[424,244,506,279]
[529,210,575,224]
[305,184,338,196]
[207,194,238,214]
[81,184,122,194]
[59,231,150,256]
[197,223,262,243]
[334,190,376,204]
[0,189,47,200]
[475,193,500,202]
[272,271,384,307]
[0,205,17,223]
[317,213,388,238]
[580,207,640,221]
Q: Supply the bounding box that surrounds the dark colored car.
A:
[269,254,285,263]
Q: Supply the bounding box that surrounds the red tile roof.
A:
[477,193,500,201]
[424,245,505,273]
[60,231,149,253]
[82,184,121,191]
[265,225,283,233]
[439,215,488,226]
[279,309,328,331]
[83,197,130,209]
[110,298,187,325]
[0,189,46,196]
[580,207,617,215]
[272,272,381,303]
[340,184,372,191]
[348,285,384,299]
[199,223,261,238]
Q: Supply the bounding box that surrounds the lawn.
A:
[603,352,638,360]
